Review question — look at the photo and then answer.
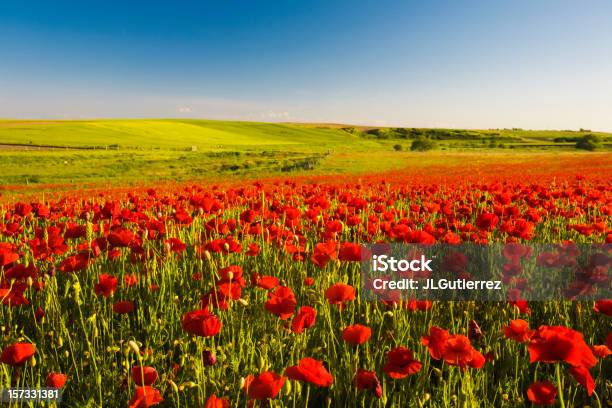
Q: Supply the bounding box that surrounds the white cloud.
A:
[177,106,193,113]
[265,111,290,120]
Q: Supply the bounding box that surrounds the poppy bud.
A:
[128,340,140,355]
[168,379,179,393]
[283,378,292,394]
[468,320,483,341]
[202,350,217,366]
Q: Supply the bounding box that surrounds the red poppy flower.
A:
[421,326,449,360]
[342,324,371,345]
[1,343,36,366]
[246,243,260,256]
[338,242,362,262]
[243,371,286,400]
[108,228,136,248]
[59,253,91,273]
[252,274,279,290]
[568,365,595,395]
[354,369,382,398]
[324,283,355,308]
[383,346,422,379]
[502,243,532,261]
[526,381,557,405]
[164,237,186,254]
[131,366,158,386]
[402,299,433,311]
[476,212,499,231]
[181,309,222,337]
[291,306,317,334]
[591,345,611,358]
[304,277,315,286]
[594,299,612,316]
[285,357,334,387]
[128,386,163,408]
[0,246,19,267]
[264,286,297,320]
[218,265,245,287]
[201,283,242,311]
[503,319,535,343]
[113,301,135,314]
[124,274,138,287]
[422,327,485,369]
[46,372,68,388]
[204,394,230,408]
[443,335,485,369]
[94,273,118,298]
[0,285,29,307]
[311,241,337,268]
[528,326,597,369]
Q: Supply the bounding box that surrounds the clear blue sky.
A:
[1,0,611,130]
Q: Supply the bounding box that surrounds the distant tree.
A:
[393,144,403,151]
[410,137,437,151]
[575,134,602,151]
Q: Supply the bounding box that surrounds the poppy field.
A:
[0,154,611,407]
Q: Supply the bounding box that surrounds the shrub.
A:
[393,144,403,151]
[575,134,602,151]
[410,137,437,151]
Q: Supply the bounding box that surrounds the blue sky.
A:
[1,0,611,130]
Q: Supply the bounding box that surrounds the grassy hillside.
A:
[0,119,610,189]
[0,119,371,151]
[2,119,610,150]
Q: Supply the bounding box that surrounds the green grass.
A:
[0,119,370,150]
[0,119,610,189]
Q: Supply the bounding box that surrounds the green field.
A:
[0,119,610,188]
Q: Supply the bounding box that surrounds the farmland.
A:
[0,119,610,190]
[0,120,611,407]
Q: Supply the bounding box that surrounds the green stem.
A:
[555,364,566,408]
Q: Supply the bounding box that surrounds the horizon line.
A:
[0,117,609,134]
